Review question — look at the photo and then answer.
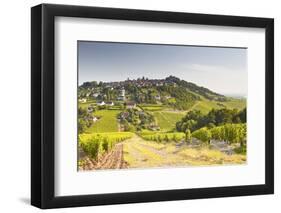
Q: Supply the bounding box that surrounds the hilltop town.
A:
[78,75,227,109]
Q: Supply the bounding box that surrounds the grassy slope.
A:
[223,99,247,109]
[144,98,246,131]
[152,111,185,132]
[85,109,121,133]
[192,99,246,114]
[78,100,96,109]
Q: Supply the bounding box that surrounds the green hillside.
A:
[152,111,186,132]
[85,109,121,133]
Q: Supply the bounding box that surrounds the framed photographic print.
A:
[31,3,274,209]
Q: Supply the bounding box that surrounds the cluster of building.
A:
[96,101,115,106]
[79,76,178,105]
[103,77,177,88]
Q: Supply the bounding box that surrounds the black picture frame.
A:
[31,3,274,209]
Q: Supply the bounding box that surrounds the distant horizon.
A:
[78,41,247,96]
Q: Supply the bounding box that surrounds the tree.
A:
[185,129,191,144]
[210,126,222,141]
[192,127,211,144]
[176,108,247,133]
[238,108,247,123]
[78,119,86,134]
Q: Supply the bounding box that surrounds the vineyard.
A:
[79,132,134,160]
[192,123,247,146]
[139,131,185,142]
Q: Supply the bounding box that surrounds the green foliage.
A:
[80,81,98,89]
[152,111,185,132]
[165,76,226,101]
[119,108,156,131]
[194,98,246,115]
[210,126,225,141]
[223,123,247,144]
[195,123,247,146]
[140,105,164,111]
[176,108,247,133]
[78,119,87,134]
[79,132,134,160]
[87,110,121,133]
[234,144,247,154]
[185,129,191,142]
[192,127,211,143]
[78,107,93,134]
[157,85,199,110]
[139,131,185,142]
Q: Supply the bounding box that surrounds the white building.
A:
[79,98,87,103]
[92,93,99,98]
[121,89,125,97]
[106,101,114,106]
[125,102,136,109]
[97,101,105,106]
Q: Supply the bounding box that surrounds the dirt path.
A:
[96,143,127,169]
[79,143,127,171]
[122,134,186,168]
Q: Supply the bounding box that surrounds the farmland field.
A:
[151,111,185,131]
[78,100,96,109]
[223,99,247,109]
[138,104,165,111]
[192,99,246,114]
[85,109,121,133]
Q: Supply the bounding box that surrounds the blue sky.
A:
[78,41,247,96]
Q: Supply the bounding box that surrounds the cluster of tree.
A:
[80,81,102,89]
[165,76,227,101]
[158,85,199,110]
[191,123,246,147]
[191,127,211,144]
[176,108,246,132]
[126,86,159,104]
[101,87,118,101]
[118,108,156,131]
[123,83,199,109]
[78,107,93,133]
